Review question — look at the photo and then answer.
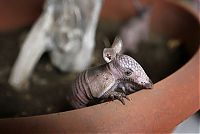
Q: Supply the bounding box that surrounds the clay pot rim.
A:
[0,0,199,133]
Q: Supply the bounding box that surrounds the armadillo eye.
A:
[125,71,132,76]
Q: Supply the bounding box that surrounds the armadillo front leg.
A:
[101,90,129,105]
[118,82,137,94]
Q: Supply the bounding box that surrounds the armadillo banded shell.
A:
[70,71,93,108]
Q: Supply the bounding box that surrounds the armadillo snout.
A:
[143,79,153,89]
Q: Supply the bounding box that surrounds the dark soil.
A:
[0,21,191,118]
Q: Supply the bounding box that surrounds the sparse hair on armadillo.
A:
[66,37,153,109]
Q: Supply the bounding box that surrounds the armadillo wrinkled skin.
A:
[68,71,92,108]
[68,64,115,108]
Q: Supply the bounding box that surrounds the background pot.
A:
[0,0,43,32]
[0,0,199,133]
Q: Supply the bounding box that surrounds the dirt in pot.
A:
[0,20,193,118]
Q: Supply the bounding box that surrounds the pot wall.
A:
[0,0,156,31]
[0,0,199,133]
[0,0,43,32]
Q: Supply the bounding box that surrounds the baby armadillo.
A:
[67,37,153,109]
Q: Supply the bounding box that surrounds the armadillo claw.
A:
[113,94,125,105]
[110,94,115,100]
[109,91,128,105]
[124,95,130,101]
[102,91,130,105]
[118,97,125,105]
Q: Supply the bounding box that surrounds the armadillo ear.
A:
[103,37,123,63]
[111,36,123,54]
[103,48,116,63]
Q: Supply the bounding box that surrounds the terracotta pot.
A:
[0,0,199,133]
[0,0,43,32]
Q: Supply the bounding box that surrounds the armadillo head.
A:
[103,37,153,90]
[113,54,153,89]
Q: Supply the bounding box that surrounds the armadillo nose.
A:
[144,79,153,89]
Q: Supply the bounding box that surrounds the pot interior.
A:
[0,0,199,118]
